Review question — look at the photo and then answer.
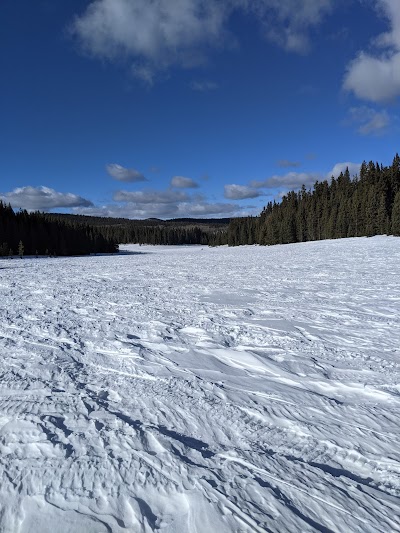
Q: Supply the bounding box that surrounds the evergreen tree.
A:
[18,240,24,258]
[392,191,400,235]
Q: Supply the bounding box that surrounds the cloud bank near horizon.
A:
[0,186,93,211]
[0,161,364,217]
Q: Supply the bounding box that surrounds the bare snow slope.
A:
[0,236,399,533]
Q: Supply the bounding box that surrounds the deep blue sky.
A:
[1,0,399,218]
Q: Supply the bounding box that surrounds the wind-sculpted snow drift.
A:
[0,237,399,532]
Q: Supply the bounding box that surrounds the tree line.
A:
[2,153,399,255]
[0,203,118,257]
[226,154,400,246]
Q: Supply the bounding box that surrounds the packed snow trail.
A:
[0,236,399,532]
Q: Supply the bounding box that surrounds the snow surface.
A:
[0,236,400,532]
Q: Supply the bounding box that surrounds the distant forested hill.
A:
[226,154,400,246]
[46,214,230,246]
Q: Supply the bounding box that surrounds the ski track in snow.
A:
[0,236,399,533]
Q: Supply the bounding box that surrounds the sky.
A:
[1,0,400,219]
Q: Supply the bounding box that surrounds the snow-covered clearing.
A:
[0,236,399,532]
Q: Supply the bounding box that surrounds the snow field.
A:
[0,236,399,532]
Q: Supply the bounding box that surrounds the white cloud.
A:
[171,176,199,188]
[113,189,189,204]
[344,52,400,103]
[70,0,225,79]
[348,106,390,136]
[224,184,263,200]
[0,186,93,211]
[106,163,146,182]
[70,0,335,79]
[343,0,400,103]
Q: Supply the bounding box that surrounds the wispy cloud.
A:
[0,186,93,211]
[190,80,219,92]
[224,184,263,200]
[348,106,390,136]
[298,84,319,96]
[171,176,199,188]
[277,159,301,168]
[255,0,334,54]
[106,163,147,182]
[343,0,400,103]
[70,0,335,80]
